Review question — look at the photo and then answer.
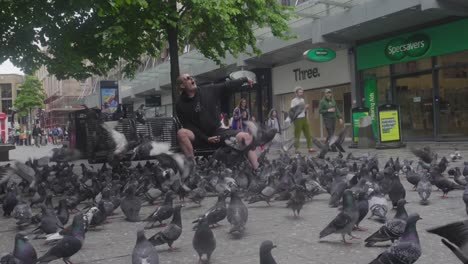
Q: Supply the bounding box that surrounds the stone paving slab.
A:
[0,143,467,263]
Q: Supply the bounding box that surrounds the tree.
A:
[1,0,293,107]
[14,75,46,128]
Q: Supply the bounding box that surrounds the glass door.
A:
[395,74,434,139]
[437,65,468,139]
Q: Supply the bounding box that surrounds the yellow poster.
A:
[379,110,400,142]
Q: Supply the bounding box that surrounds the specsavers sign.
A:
[385,34,430,61]
[379,110,400,142]
[357,18,468,70]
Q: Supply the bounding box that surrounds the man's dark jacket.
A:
[176,78,247,143]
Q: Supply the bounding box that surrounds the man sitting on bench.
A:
[176,73,259,170]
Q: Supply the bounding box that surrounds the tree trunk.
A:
[167,0,180,116]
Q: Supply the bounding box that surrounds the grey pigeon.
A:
[188,180,207,206]
[433,171,464,198]
[355,191,369,231]
[227,190,248,236]
[286,184,306,217]
[368,191,389,223]
[404,170,420,189]
[149,205,183,251]
[411,146,435,164]
[132,229,159,264]
[260,240,277,264]
[248,176,276,206]
[416,172,432,205]
[36,213,85,264]
[32,205,63,237]
[365,199,408,247]
[319,190,359,243]
[193,216,216,264]
[193,192,228,228]
[121,185,141,222]
[2,185,18,216]
[282,103,305,131]
[463,162,468,177]
[369,213,422,264]
[454,167,467,186]
[328,174,347,208]
[388,173,406,208]
[56,199,69,226]
[427,220,468,263]
[12,200,32,227]
[464,185,468,216]
[145,191,174,229]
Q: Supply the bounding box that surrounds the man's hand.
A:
[207,136,220,144]
[339,118,344,125]
[305,104,310,110]
[328,107,335,113]
[247,79,254,88]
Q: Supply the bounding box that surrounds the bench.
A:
[86,117,218,163]
[0,144,16,161]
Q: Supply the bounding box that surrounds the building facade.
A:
[36,66,90,128]
[0,74,24,124]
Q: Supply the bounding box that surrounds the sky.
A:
[0,59,24,75]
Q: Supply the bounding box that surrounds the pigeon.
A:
[120,185,141,222]
[369,213,422,264]
[282,103,305,131]
[328,174,347,208]
[354,191,369,231]
[193,192,228,228]
[227,190,248,236]
[464,162,468,177]
[463,184,468,216]
[454,167,467,186]
[427,220,468,263]
[149,205,183,251]
[2,233,37,264]
[2,185,18,216]
[433,171,464,198]
[132,229,159,264]
[188,180,207,206]
[32,205,63,237]
[405,170,420,189]
[260,240,277,264]
[411,146,435,164]
[101,122,128,158]
[145,191,174,229]
[388,173,406,208]
[248,176,276,206]
[286,184,306,217]
[56,199,69,226]
[416,172,432,205]
[36,213,85,264]
[365,199,408,247]
[12,200,32,227]
[192,216,216,264]
[319,190,359,243]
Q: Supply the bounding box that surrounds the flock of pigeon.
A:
[1,132,468,263]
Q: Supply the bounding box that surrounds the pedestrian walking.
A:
[319,88,343,150]
[291,86,314,154]
[32,125,41,148]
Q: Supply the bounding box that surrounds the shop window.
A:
[0,84,12,98]
[1,100,12,114]
[393,57,432,75]
[362,66,390,78]
[438,50,468,67]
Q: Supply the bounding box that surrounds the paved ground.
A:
[0,142,467,263]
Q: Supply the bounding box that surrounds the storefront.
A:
[272,49,352,139]
[357,18,468,141]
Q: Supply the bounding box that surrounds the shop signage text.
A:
[385,34,431,61]
[304,48,336,62]
[293,67,320,82]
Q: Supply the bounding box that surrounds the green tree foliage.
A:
[14,75,46,118]
[1,0,293,103]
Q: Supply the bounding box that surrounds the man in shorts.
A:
[176,73,259,170]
